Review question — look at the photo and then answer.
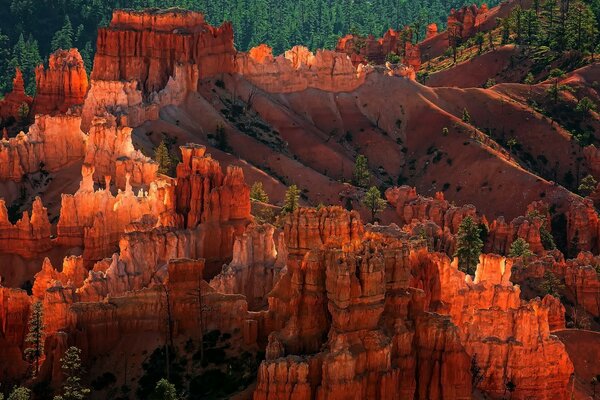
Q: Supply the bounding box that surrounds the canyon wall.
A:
[255,207,573,400]
[92,9,235,94]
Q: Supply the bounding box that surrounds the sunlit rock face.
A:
[33,49,89,115]
[92,9,235,94]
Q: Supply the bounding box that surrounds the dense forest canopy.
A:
[0,0,499,95]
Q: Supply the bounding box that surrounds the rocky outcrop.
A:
[81,63,198,131]
[426,23,439,39]
[84,115,157,188]
[0,197,52,259]
[0,68,33,121]
[92,9,234,94]
[447,4,489,41]
[336,29,421,72]
[209,223,286,310]
[411,252,573,399]
[0,114,86,181]
[557,252,600,317]
[56,164,176,262]
[256,208,573,400]
[176,144,250,226]
[0,287,30,379]
[32,256,86,300]
[565,198,600,255]
[33,49,89,115]
[236,45,371,93]
[386,186,477,234]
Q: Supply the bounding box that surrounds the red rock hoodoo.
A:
[0,68,33,121]
[33,49,89,115]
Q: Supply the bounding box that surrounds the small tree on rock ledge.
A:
[362,186,387,223]
[454,216,483,276]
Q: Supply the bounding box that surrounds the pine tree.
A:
[540,226,557,250]
[0,30,11,94]
[508,238,534,258]
[578,174,597,196]
[453,216,483,276]
[282,185,300,214]
[51,16,74,51]
[539,271,564,298]
[154,140,172,175]
[576,97,597,118]
[352,154,371,188]
[54,346,90,400]
[6,387,31,400]
[150,379,178,400]
[250,182,269,203]
[24,301,45,376]
[362,186,387,223]
[461,108,471,123]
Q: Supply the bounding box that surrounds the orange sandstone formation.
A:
[426,23,439,39]
[0,114,86,181]
[92,9,235,94]
[236,45,371,93]
[255,207,572,400]
[447,4,489,41]
[0,68,33,121]
[84,115,157,188]
[56,164,176,262]
[336,28,421,71]
[209,223,286,310]
[32,49,89,115]
[0,197,51,259]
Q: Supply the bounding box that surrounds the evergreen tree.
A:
[453,216,483,276]
[53,346,90,400]
[474,32,485,54]
[214,124,230,152]
[51,16,74,51]
[576,97,597,118]
[352,154,371,188]
[539,270,564,297]
[578,174,597,196]
[154,140,172,176]
[250,181,269,203]
[362,186,387,223]
[24,301,45,376]
[150,379,178,400]
[546,68,565,104]
[10,34,41,95]
[508,238,534,258]
[282,184,300,214]
[540,226,557,250]
[0,30,11,94]
[6,387,31,400]
[461,108,471,123]
[79,42,93,73]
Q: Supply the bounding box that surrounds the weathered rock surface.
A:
[255,208,573,400]
[92,9,234,94]
[236,45,371,93]
[0,197,52,258]
[210,223,285,310]
[0,114,86,181]
[336,28,421,71]
[0,68,33,121]
[84,115,157,188]
[56,164,176,262]
[33,49,89,115]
